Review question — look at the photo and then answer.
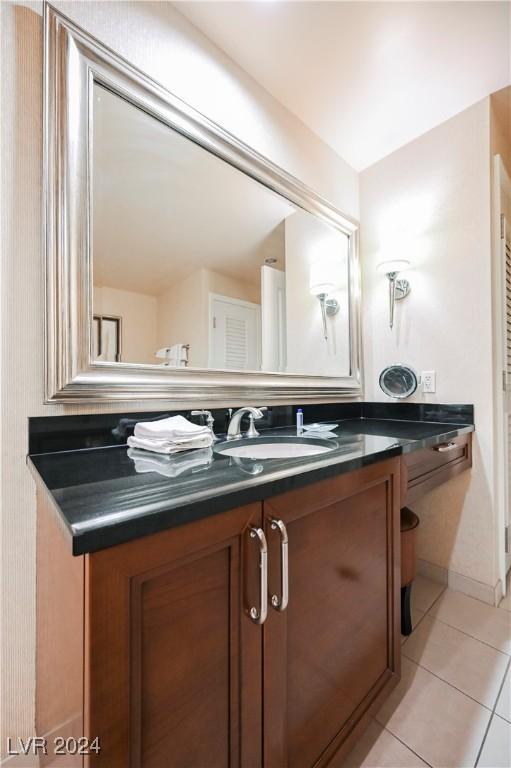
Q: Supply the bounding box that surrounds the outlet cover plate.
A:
[421,371,436,393]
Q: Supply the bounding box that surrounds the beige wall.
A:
[490,86,511,592]
[491,86,511,176]
[157,270,209,368]
[361,99,496,590]
[94,271,260,369]
[157,268,260,368]
[0,0,359,750]
[491,86,511,234]
[204,268,260,306]
[285,210,350,376]
[94,286,158,364]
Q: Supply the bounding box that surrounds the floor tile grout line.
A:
[397,582,509,768]
[420,582,447,615]
[400,581,509,765]
[474,710,496,768]
[401,655,496,713]
[401,608,427,647]
[381,725,434,767]
[421,584,511,655]
[402,581,446,647]
[401,577,511,692]
[425,610,511,655]
[402,594,510,704]
[490,656,511,716]
[422,579,511,618]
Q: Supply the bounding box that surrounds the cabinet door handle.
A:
[434,442,458,452]
[269,518,289,612]
[248,527,268,624]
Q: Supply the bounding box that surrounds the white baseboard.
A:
[418,558,501,606]
[2,717,82,768]
[1,754,40,767]
[494,578,504,606]
[417,558,448,586]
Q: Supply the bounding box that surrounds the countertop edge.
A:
[28,456,77,546]
[32,422,474,556]
[70,445,405,555]
[399,424,474,452]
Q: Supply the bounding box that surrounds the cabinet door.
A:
[84,503,263,768]
[263,459,401,768]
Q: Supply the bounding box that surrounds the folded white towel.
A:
[134,415,210,441]
[156,344,189,361]
[127,433,213,455]
[127,447,213,477]
[160,360,187,368]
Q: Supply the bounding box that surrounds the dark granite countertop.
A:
[29,414,474,556]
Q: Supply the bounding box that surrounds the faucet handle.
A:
[226,406,264,440]
[190,409,208,422]
[245,413,260,439]
[190,409,218,441]
[245,407,267,438]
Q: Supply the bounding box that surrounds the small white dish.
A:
[303,422,339,433]
[304,430,338,439]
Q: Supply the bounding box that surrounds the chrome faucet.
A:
[226,407,264,440]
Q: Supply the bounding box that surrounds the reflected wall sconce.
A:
[309,260,340,341]
[376,259,411,329]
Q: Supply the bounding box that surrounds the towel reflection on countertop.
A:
[127,447,214,478]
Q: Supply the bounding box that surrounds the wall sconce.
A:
[376,259,411,329]
[309,260,340,341]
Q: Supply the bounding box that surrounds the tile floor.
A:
[342,574,511,768]
[4,577,509,768]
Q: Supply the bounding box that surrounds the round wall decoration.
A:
[379,364,418,399]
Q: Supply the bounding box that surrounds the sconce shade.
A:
[376,259,410,276]
[309,259,340,296]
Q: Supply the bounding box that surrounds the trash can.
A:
[401,507,420,635]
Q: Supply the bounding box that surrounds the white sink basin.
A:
[214,436,335,460]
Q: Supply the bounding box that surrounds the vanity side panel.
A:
[36,483,85,766]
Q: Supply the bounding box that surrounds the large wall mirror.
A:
[45,6,362,403]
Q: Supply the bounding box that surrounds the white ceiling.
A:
[175,1,511,170]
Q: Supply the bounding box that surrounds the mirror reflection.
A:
[92,84,350,376]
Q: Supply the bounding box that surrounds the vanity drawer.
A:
[402,433,472,504]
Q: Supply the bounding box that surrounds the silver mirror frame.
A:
[44,4,362,404]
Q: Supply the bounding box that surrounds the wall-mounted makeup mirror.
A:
[379,364,418,399]
[45,6,362,403]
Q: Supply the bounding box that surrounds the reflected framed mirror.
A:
[44,5,362,403]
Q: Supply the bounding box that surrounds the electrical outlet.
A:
[421,371,436,393]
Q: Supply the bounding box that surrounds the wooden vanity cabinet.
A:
[263,457,401,768]
[401,433,472,505]
[85,501,263,768]
[37,495,263,768]
[36,457,401,768]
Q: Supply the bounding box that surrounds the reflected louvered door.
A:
[209,293,261,370]
[225,316,248,369]
[503,215,511,571]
